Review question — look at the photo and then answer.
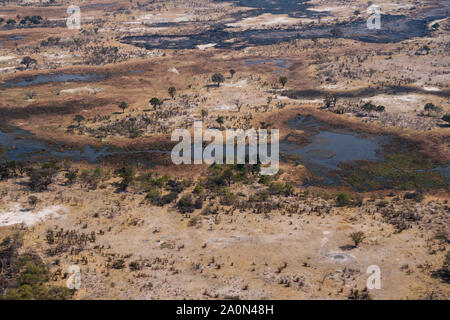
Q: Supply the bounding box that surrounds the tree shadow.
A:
[339,245,356,251]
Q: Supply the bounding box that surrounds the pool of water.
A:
[0,128,171,167]
[0,72,107,88]
[0,129,111,163]
[281,116,390,185]
[281,116,450,188]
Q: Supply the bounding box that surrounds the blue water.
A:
[281,116,389,185]
[0,72,106,88]
[244,59,291,69]
[0,128,169,164]
[281,130,384,171]
[0,129,110,163]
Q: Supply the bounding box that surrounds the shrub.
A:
[336,193,352,206]
[404,191,424,202]
[177,194,195,213]
[194,198,203,209]
[250,190,269,202]
[110,259,125,269]
[27,168,57,192]
[28,196,38,208]
[350,231,366,247]
[146,188,161,205]
[348,287,372,300]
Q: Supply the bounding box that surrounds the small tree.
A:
[230,69,236,78]
[150,97,162,109]
[234,99,243,112]
[168,86,176,99]
[336,192,352,206]
[216,116,224,126]
[424,103,442,113]
[119,101,128,114]
[73,114,85,126]
[279,76,288,88]
[21,56,37,69]
[28,196,38,208]
[212,73,225,87]
[324,93,338,108]
[350,231,366,248]
[65,169,78,185]
[117,166,134,191]
[201,109,208,121]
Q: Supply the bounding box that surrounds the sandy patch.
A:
[197,43,217,50]
[168,67,180,75]
[227,14,300,29]
[223,79,248,88]
[59,87,102,95]
[0,204,68,227]
[423,86,441,92]
[210,104,237,111]
[0,56,16,61]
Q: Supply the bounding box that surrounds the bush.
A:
[249,190,269,202]
[145,188,161,205]
[219,188,236,206]
[336,193,352,206]
[268,182,294,196]
[194,198,203,210]
[404,191,424,202]
[177,194,195,213]
[27,168,57,192]
[110,259,125,269]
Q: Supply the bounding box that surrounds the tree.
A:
[73,114,85,126]
[222,168,233,187]
[119,101,128,113]
[350,231,365,248]
[230,69,236,78]
[336,192,352,206]
[424,103,442,113]
[279,76,288,88]
[324,93,338,108]
[65,169,78,185]
[28,196,38,208]
[21,56,37,69]
[216,116,224,126]
[201,109,208,122]
[168,86,176,99]
[234,99,243,112]
[117,166,134,191]
[27,168,57,192]
[149,97,162,109]
[212,73,225,87]
[442,114,450,124]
